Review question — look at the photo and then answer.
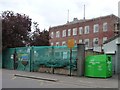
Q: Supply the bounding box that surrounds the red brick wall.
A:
[49,14,118,47]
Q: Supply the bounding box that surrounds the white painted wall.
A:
[103,37,120,54]
[85,46,102,52]
[93,46,102,52]
[117,37,120,44]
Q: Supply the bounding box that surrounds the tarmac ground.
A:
[1,69,118,88]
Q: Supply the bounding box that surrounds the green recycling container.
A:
[85,54,112,78]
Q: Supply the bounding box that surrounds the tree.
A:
[30,22,50,46]
[2,11,32,50]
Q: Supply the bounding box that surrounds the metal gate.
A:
[32,46,77,75]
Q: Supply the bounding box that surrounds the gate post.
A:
[76,44,85,77]
[29,46,33,72]
[117,44,120,74]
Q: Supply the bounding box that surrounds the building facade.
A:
[103,34,120,74]
[49,14,118,52]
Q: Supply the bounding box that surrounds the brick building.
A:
[49,14,119,52]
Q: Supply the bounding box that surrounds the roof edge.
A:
[49,14,118,29]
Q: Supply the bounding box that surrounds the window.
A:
[73,28,77,35]
[94,24,99,33]
[79,27,83,35]
[56,42,59,46]
[84,39,89,47]
[56,31,60,38]
[79,39,83,44]
[103,22,108,31]
[103,37,107,43]
[74,40,77,46]
[62,30,66,37]
[84,26,89,34]
[68,29,71,36]
[62,41,66,46]
[93,38,99,46]
[50,32,54,38]
[51,43,53,46]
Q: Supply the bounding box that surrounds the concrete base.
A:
[38,67,77,76]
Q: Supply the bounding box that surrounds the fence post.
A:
[76,44,85,77]
[117,44,120,74]
[30,46,34,72]
[52,46,54,74]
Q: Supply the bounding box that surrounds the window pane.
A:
[74,40,77,46]
[103,22,107,31]
[93,38,99,46]
[79,39,83,43]
[84,26,89,34]
[84,39,89,47]
[62,30,66,37]
[73,28,77,35]
[68,29,71,36]
[56,42,59,46]
[94,24,99,33]
[79,27,83,34]
[62,41,66,46]
[51,43,53,46]
[103,37,107,43]
[51,32,54,38]
[56,31,60,38]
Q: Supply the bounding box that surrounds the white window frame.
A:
[84,26,89,34]
[68,29,71,36]
[73,28,77,36]
[56,31,60,38]
[50,32,54,38]
[103,37,107,43]
[56,42,60,46]
[94,24,99,33]
[93,38,99,46]
[62,41,66,46]
[74,40,77,46]
[62,30,66,37]
[51,43,53,46]
[84,39,89,47]
[79,39,83,44]
[103,22,108,32]
[79,27,83,35]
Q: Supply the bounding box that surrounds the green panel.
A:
[3,46,77,73]
[2,48,15,69]
[32,46,77,72]
[85,54,112,78]
[16,47,31,71]
[106,55,112,77]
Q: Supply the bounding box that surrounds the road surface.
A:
[1,69,118,88]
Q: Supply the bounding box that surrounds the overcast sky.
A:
[0,0,120,31]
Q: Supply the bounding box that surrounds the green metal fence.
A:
[32,46,77,72]
[15,47,31,71]
[2,48,15,69]
[3,46,77,74]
